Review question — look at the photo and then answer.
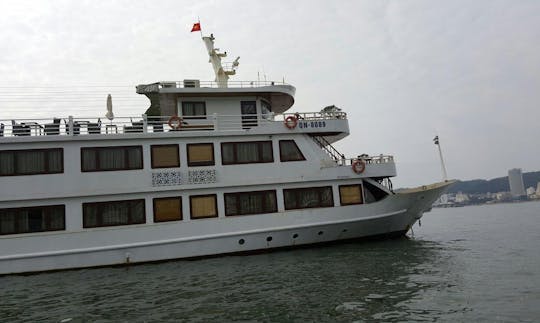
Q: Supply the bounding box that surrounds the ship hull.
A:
[0,181,452,275]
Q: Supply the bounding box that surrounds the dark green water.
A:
[1,202,539,322]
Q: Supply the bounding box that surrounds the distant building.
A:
[526,187,536,196]
[455,192,469,203]
[536,182,540,196]
[508,168,526,197]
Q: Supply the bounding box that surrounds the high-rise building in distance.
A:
[508,168,526,197]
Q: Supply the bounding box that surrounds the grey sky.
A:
[1,0,539,188]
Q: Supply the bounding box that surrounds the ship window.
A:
[339,184,364,205]
[81,146,143,172]
[190,194,218,219]
[261,100,272,119]
[283,186,334,210]
[279,140,306,162]
[225,190,277,216]
[0,148,63,176]
[83,199,145,228]
[221,141,273,165]
[153,197,182,222]
[0,205,65,235]
[187,143,215,166]
[363,181,389,203]
[182,101,206,119]
[151,144,179,168]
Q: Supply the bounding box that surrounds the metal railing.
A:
[159,80,289,89]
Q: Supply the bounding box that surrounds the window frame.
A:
[224,190,278,217]
[182,101,207,120]
[189,194,218,219]
[153,196,183,223]
[150,144,180,169]
[186,143,215,167]
[339,184,364,206]
[82,199,146,228]
[0,148,64,176]
[283,186,334,210]
[0,205,65,235]
[220,140,274,165]
[80,145,143,172]
[279,140,306,162]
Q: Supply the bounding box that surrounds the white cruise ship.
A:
[0,33,453,275]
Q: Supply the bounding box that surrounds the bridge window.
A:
[225,190,277,216]
[284,186,334,210]
[182,101,206,119]
[339,184,363,205]
[187,143,215,166]
[153,197,182,222]
[279,140,305,162]
[0,148,63,176]
[83,199,145,228]
[0,205,65,235]
[151,144,179,168]
[190,194,218,219]
[81,146,143,172]
[221,141,273,165]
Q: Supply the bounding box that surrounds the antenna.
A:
[201,33,240,88]
[433,135,448,181]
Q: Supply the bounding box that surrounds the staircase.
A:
[311,136,345,162]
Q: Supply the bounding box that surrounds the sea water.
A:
[1,202,539,322]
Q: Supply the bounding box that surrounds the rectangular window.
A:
[339,184,363,205]
[190,194,218,219]
[241,101,257,129]
[187,143,215,166]
[151,144,179,168]
[182,101,207,119]
[0,148,63,176]
[0,205,65,235]
[153,197,182,222]
[283,186,334,210]
[225,190,277,216]
[83,199,145,228]
[81,146,143,172]
[279,140,306,162]
[221,141,273,165]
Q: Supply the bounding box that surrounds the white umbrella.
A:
[105,94,114,121]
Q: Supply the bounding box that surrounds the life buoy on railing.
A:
[284,115,298,129]
[352,159,366,174]
[168,115,182,130]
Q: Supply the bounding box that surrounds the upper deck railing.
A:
[0,111,347,138]
[137,80,290,93]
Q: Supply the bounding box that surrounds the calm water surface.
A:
[1,202,539,322]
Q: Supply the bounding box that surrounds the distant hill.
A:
[446,171,540,194]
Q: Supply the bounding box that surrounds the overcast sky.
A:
[1,0,539,188]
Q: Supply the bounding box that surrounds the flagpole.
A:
[434,135,448,181]
[198,17,203,38]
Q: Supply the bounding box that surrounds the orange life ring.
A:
[168,115,182,130]
[352,159,366,174]
[284,115,298,129]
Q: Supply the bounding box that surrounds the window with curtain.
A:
[187,143,215,166]
[81,146,143,172]
[83,199,145,228]
[190,194,218,219]
[339,184,363,205]
[279,140,305,162]
[283,186,334,210]
[225,190,277,216]
[153,197,182,222]
[221,141,273,165]
[0,205,65,235]
[182,101,207,119]
[0,148,63,176]
[151,144,180,168]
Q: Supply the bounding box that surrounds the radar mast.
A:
[202,33,240,88]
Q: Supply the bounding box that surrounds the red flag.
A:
[191,23,201,32]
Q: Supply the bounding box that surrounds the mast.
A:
[202,33,240,88]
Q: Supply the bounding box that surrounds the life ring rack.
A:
[168,115,182,130]
[352,159,366,174]
[284,115,298,129]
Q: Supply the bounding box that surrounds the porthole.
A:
[318,231,324,236]
[293,233,299,239]
[238,239,245,245]
[266,236,273,242]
